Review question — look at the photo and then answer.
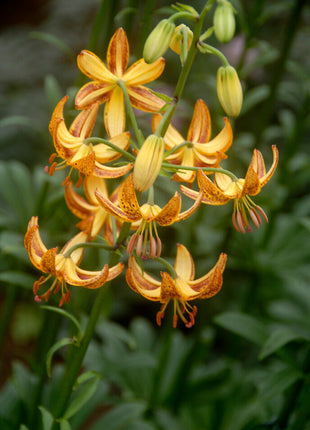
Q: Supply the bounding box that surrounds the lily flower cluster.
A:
[25,8,279,328]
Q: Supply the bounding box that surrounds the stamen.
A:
[172,314,178,328]
[249,208,261,229]
[34,295,42,303]
[149,236,156,259]
[136,234,143,257]
[49,153,57,164]
[255,204,268,223]
[127,233,138,255]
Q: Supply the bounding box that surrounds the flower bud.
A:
[133,134,164,192]
[169,24,193,55]
[217,66,243,117]
[143,19,176,64]
[213,2,236,43]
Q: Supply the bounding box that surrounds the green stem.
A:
[63,242,115,258]
[198,43,229,66]
[153,256,177,278]
[117,79,145,147]
[84,137,135,161]
[154,1,211,138]
[52,222,131,422]
[161,162,237,180]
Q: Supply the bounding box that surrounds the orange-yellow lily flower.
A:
[126,244,227,328]
[181,145,279,233]
[95,174,203,258]
[65,176,122,243]
[153,99,233,183]
[48,95,133,184]
[75,28,166,137]
[24,216,124,306]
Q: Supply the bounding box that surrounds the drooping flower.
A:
[65,176,122,243]
[153,99,233,183]
[24,217,124,306]
[126,244,227,327]
[75,28,166,137]
[95,174,203,258]
[48,96,133,184]
[181,145,279,233]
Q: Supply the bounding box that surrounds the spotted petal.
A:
[107,28,129,78]
[197,170,231,205]
[63,258,110,289]
[155,192,181,226]
[126,256,161,301]
[187,99,211,143]
[127,86,165,112]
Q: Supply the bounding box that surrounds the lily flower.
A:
[181,145,279,233]
[65,176,122,243]
[24,216,124,306]
[153,99,233,183]
[95,174,203,258]
[126,244,227,327]
[75,28,166,137]
[48,95,133,184]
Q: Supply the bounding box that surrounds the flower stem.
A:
[84,137,135,161]
[52,222,131,421]
[162,162,238,181]
[117,79,145,147]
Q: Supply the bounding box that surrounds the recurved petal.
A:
[187,99,211,143]
[119,174,142,219]
[77,50,116,82]
[95,187,138,222]
[107,28,129,77]
[84,175,108,205]
[126,256,161,301]
[24,216,49,270]
[65,181,96,219]
[174,244,195,281]
[123,57,165,86]
[188,252,227,298]
[75,82,114,110]
[93,131,130,163]
[106,262,124,281]
[155,192,181,226]
[69,148,96,176]
[176,189,204,221]
[160,272,182,301]
[60,231,88,265]
[258,145,279,187]
[242,165,261,197]
[69,102,100,138]
[197,170,231,205]
[49,95,68,135]
[172,147,196,183]
[93,162,133,179]
[63,258,109,289]
[194,117,233,155]
[104,86,126,137]
[128,85,165,112]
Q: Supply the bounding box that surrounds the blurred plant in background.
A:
[0,1,310,430]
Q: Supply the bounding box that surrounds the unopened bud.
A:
[217,66,243,117]
[133,134,164,192]
[169,24,193,55]
[143,19,175,64]
[213,2,236,43]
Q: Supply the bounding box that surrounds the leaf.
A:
[41,305,82,341]
[46,337,76,377]
[63,375,101,420]
[45,75,64,113]
[241,85,269,114]
[19,426,30,430]
[259,328,309,360]
[259,368,303,401]
[214,312,268,345]
[29,31,75,61]
[38,406,55,430]
[89,402,147,430]
[59,420,72,430]
[0,271,37,289]
[0,116,42,133]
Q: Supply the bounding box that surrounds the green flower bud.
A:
[217,66,243,118]
[133,134,164,192]
[213,2,236,43]
[143,19,176,64]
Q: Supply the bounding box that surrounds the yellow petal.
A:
[64,258,109,289]
[258,145,279,187]
[107,28,129,78]
[172,147,196,183]
[84,176,108,205]
[93,132,130,163]
[49,95,68,135]
[160,272,182,301]
[126,256,161,301]
[104,86,126,137]
[177,189,204,222]
[106,262,125,281]
[197,170,231,205]
[242,166,261,197]
[187,99,211,143]
[127,85,165,112]
[93,162,133,179]
[60,231,88,265]
[69,102,100,138]
[69,147,96,176]
[24,217,49,270]
[155,192,181,226]
[123,57,165,86]
[75,82,114,109]
[174,244,195,281]
[194,117,233,155]
[65,181,96,219]
[152,114,184,150]
[119,174,142,219]
[40,248,57,275]
[77,50,116,82]
[95,186,138,222]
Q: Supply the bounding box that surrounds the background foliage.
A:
[0,0,310,429]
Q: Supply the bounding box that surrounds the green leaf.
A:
[259,328,309,360]
[214,312,268,345]
[46,337,76,377]
[74,370,102,388]
[30,31,75,61]
[41,305,82,341]
[241,85,269,114]
[59,420,72,430]
[89,402,147,430]
[38,406,55,430]
[19,426,30,430]
[259,368,303,401]
[0,271,36,289]
[63,375,101,420]
[0,116,42,133]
